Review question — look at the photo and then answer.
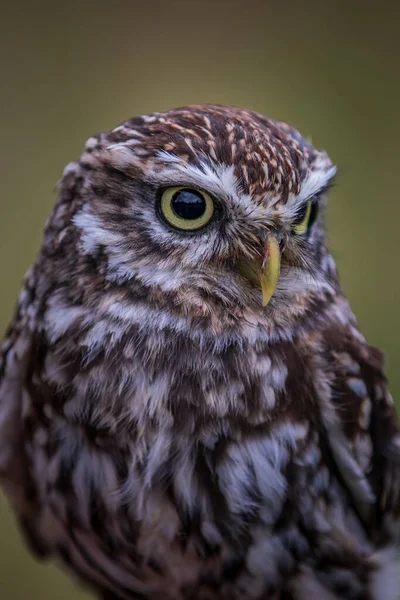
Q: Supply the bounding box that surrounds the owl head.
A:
[61,105,337,339]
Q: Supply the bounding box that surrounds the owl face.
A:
[72,105,337,333]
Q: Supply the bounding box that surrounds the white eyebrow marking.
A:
[295,165,337,205]
[155,152,242,202]
[156,150,182,164]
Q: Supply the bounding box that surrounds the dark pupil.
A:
[307,203,318,228]
[171,189,206,220]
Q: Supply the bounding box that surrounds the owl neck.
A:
[41,286,350,443]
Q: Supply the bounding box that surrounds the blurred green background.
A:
[0,1,399,598]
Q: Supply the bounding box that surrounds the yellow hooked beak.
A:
[237,234,281,306]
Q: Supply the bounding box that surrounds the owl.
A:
[0,104,399,600]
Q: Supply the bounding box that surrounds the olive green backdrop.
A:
[0,1,399,598]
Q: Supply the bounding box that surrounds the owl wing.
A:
[322,323,400,542]
[0,269,49,556]
[0,319,183,598]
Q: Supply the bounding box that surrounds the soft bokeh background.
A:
[0,1,399,598]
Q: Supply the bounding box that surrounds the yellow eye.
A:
[159,187,215,231]
[292,200,317,235]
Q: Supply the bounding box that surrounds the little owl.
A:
[0,105,399,599]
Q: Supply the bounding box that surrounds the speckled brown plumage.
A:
[0,105,399,599]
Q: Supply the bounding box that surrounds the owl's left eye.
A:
[159,187,215,232]
[292,200,318,235]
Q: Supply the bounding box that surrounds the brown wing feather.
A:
[0,267,52,557]
[323,323,400,540]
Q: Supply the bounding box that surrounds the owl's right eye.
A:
[159,187,215,232]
